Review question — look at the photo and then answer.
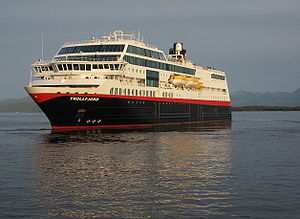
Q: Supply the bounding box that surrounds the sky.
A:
[0,0,299,100]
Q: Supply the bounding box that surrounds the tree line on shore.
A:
[232,106,300,111]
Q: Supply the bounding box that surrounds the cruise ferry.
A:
[25,30,231,130]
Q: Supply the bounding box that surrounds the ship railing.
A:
[63,39,158,50]
[54,56,124,62]
[62,38,139,46]
[32,59,52,65]
[29,69,43,85]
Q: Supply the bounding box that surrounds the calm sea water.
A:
[0,112,299,218]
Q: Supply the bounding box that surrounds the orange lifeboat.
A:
[169,75,188,86]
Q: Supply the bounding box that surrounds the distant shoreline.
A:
[1,96,300,112]
[232,106,300,111]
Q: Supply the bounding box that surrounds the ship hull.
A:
[28,92,231,131]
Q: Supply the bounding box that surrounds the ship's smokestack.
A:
[169,42,187,62]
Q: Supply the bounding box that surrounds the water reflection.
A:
[33,122,233,218]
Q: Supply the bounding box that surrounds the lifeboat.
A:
[169,74,205,89]
[195,82,204,89]
[169,75,188,86]
[185,77,199,88]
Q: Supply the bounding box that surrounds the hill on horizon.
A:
[0,88,299,112]
[0,96,41,113]
[231,88,300,106]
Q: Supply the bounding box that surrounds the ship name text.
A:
[70,97,99,102]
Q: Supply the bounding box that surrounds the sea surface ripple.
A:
[0,112,299,218]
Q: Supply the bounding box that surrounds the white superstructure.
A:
[27,30,230,103]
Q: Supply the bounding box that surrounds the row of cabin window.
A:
[127,45,165,60]
[162,92,174,98]
[110,87,156,97]
[58,44,125,55]
[211,73,225,80]
[124,55,196,75]
[56,63,122,71]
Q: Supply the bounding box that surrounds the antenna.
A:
[138,29,141,41]
[41,31,44,60]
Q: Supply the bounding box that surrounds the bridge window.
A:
[86,64,91,71]
[57,64,63,71]
[74,64,79,70]
[80,64,85,71]
[58,44,125,55]
[67,64,72,70]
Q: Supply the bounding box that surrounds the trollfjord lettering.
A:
[70,97,99,102]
